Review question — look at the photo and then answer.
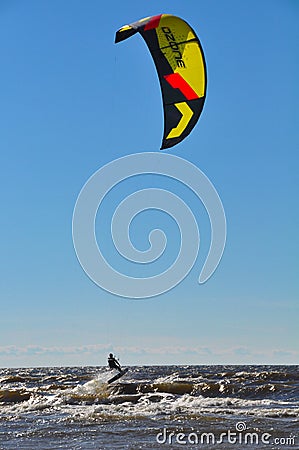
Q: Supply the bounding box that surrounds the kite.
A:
[115,14,207,150]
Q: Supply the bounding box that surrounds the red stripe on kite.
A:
[164,73,199,100]
[144,15,162,31]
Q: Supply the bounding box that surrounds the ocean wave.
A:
[0,389,30,403]
[0,365,298,423]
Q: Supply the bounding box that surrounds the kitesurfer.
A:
[108,353,122,372]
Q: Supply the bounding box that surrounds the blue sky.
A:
[1,0,298,367]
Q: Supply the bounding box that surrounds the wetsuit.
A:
[108,356,122,372]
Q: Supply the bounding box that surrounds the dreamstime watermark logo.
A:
[72,152,226,298]
[156,422,296,446]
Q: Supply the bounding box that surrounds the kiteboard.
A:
[107,368,128,384]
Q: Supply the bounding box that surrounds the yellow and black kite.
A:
[115,14,207,150]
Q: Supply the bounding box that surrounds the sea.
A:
[0,365,298,449]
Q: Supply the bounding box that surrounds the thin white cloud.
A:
[0,344,298,362]
[0,344,111,357]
